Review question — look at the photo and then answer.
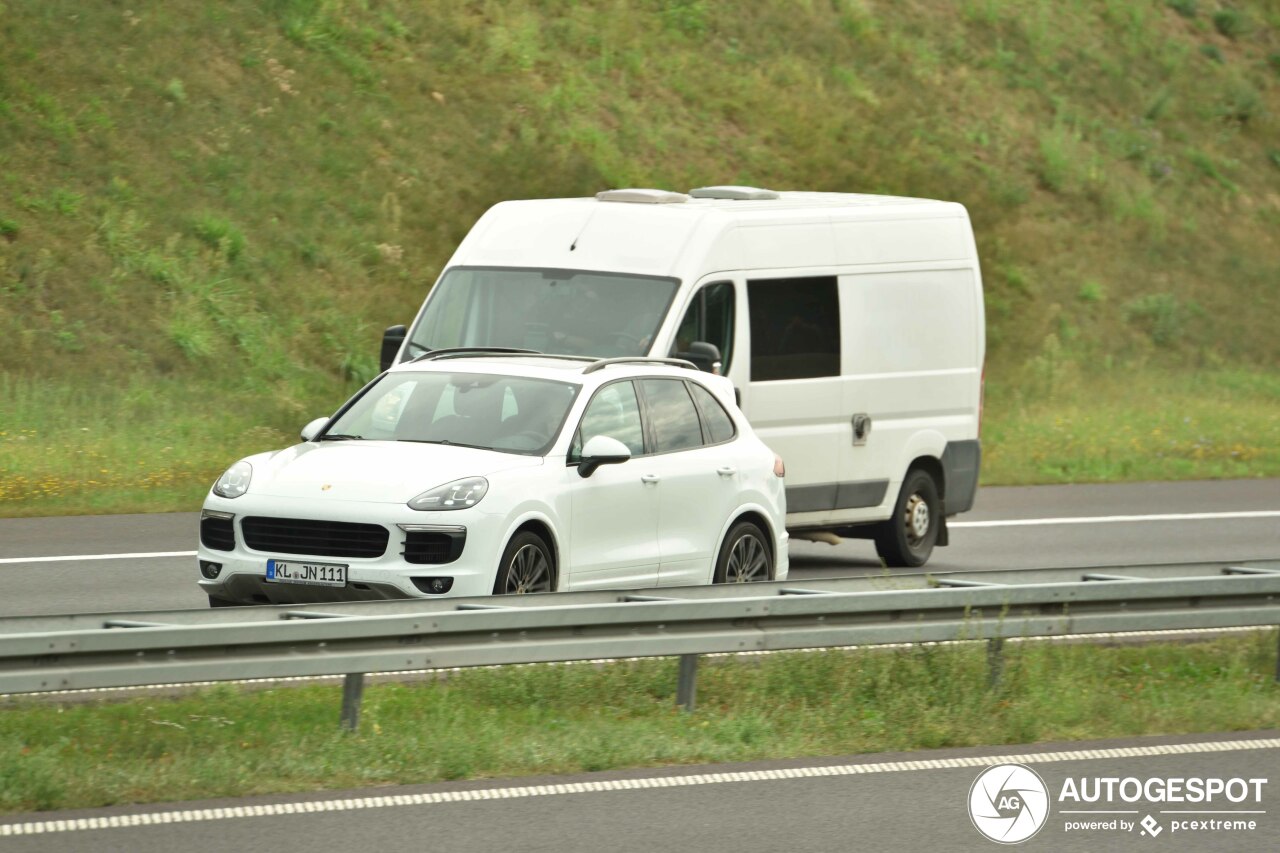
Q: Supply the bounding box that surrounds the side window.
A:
[670,282,734,371]
[687,382,736,444]
[747,276,840,381]
[641,379,704,453]
[570,381,645,461]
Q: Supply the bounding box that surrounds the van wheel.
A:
[714,521,773,583]
[875,469,940,568]
[494,531,555,594]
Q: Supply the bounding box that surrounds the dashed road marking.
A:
[2,737,1276,836]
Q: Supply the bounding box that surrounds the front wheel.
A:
[874,468,941,568]
[493,531,555,595]
[714,521,773,584]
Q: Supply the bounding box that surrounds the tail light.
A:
[773,454,786,478]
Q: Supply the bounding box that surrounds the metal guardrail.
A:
[1,560,1278,729]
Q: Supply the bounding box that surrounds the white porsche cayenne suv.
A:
[197,352,788,605]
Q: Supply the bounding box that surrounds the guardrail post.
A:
[676,654,699,712]
[987,638,1005,690]
[340,673,365,731]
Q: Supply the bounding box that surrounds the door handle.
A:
[852,413,872,446]
[716,466,737,477]
[641,474,660,484]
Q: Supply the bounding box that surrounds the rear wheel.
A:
[494,531,555,595]
[874,468,941,568]
[714,521,773,584]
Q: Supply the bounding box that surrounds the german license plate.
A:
[265,558,348,588]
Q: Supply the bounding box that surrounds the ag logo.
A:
[968,764,1050,844]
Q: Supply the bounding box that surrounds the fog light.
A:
[199,560,223,580]
[411,576,454,595]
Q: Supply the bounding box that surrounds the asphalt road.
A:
[1,479,1278,616]
[2,731,1276,852]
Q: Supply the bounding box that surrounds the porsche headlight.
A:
[408,476,488,511]
[212,460,253,499]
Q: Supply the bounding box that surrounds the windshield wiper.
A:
[400,439,491,450]
[318,434,364,441]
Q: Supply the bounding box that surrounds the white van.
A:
[382,187,985,567]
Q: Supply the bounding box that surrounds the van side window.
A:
[747,276,840,381]
[640,379,704,453]
[569,381,645,462]
[670,282,734,370]
[687,382,736,444]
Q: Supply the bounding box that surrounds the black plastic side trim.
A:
[786,480,889,513]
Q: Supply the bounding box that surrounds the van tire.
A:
[874,469,940,568]
[714,521,773,583]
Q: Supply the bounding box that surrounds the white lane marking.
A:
[950,510,1280,529]
[4,510,1278,565]
[1,737,1276,836]
[0,551,196,565]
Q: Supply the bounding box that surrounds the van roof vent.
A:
[688,185,781,200]
[595,188,690,204]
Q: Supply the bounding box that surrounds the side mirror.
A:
[380,325,407,371]
[578,434,631,478]
[300,417,330,442]
[679,341,723,374]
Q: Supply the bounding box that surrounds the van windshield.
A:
[407,267,679,359]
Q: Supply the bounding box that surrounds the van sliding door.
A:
[743,275,844,519]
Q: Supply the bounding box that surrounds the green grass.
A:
[1,1,1279,516]
[982,368,1280,484]
[0,366,1272,516]
[1,633,1276,813]
[3,366,1275,517]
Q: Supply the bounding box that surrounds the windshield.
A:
[407,267,679,359]
[325,372,580,455]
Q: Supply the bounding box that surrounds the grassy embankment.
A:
[1,633,1277,813]
[2,0,1279,516]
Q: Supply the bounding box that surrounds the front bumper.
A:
[196,495,506,605]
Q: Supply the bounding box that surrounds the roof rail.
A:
[409,347,542,363]
[582,357,698,374]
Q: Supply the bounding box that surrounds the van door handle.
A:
[641,474,660,484]
[852,413,872,446]
[716,466,737,477]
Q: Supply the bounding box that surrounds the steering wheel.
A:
[613,332,644,354]
[503,430,549,451]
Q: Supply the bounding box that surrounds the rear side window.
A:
[747,276,840,381]
[641,379,703,453]
[687,382,736,444]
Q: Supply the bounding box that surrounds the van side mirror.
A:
[300,417,330,442]
[380,325,407,371]
[679,341,723,374]
[578,434,631,478]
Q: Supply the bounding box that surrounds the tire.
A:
[874,468,941,568]
[713,521,773,584]
[208,595,238,608]
[493,531,555,595]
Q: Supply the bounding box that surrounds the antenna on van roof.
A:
[688,186,780,200]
